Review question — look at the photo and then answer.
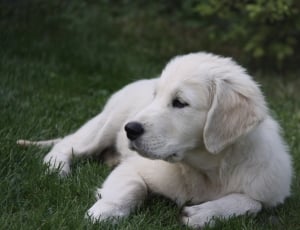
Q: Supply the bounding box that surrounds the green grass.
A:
[0,1,299,229]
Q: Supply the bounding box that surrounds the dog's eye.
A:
[172,98,189,108]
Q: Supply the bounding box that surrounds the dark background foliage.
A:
[1,0,299,72]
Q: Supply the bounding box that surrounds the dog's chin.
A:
[129,142,183,163]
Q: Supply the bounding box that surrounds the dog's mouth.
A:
[129,141,157,159]
[129,141,182,162]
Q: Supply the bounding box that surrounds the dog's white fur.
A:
[19,52,292,228]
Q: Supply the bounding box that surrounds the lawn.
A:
[1,2,299,229]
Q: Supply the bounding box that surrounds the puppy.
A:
[18,52,292,228]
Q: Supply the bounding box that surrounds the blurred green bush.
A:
[1,0,299,71]
[115,0,300,69]
[178,0,300,69]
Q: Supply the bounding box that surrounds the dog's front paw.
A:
[43,150,71,176]
[86,199,130,223]
[181,202,219,228]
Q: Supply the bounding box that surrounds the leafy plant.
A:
[191,0,300,68]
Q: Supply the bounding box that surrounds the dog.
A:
[18,52,292,228]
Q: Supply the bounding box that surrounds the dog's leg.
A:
[181,193,262,228]
[86,163,147,222]
[19,79,156,176]
[42,111,119,176]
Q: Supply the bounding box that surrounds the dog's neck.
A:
[182,148,224,173]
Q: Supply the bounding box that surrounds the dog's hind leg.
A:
[41,110,122,176]
[19,79,156,176]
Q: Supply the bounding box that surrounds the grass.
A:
[0,1,299,229]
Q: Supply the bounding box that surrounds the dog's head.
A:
[125,52,267,162]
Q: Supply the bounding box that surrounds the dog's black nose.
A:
[124,122,144,140]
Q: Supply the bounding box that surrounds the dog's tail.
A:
[16,138,62,148]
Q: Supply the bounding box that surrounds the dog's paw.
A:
[43,151,71,176]
[95,188,102,200]
[86,200,130,223]
[181,202,219,228]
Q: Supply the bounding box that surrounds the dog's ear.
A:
[203,78,266,154]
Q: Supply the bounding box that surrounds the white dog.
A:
[18,52,292,228]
